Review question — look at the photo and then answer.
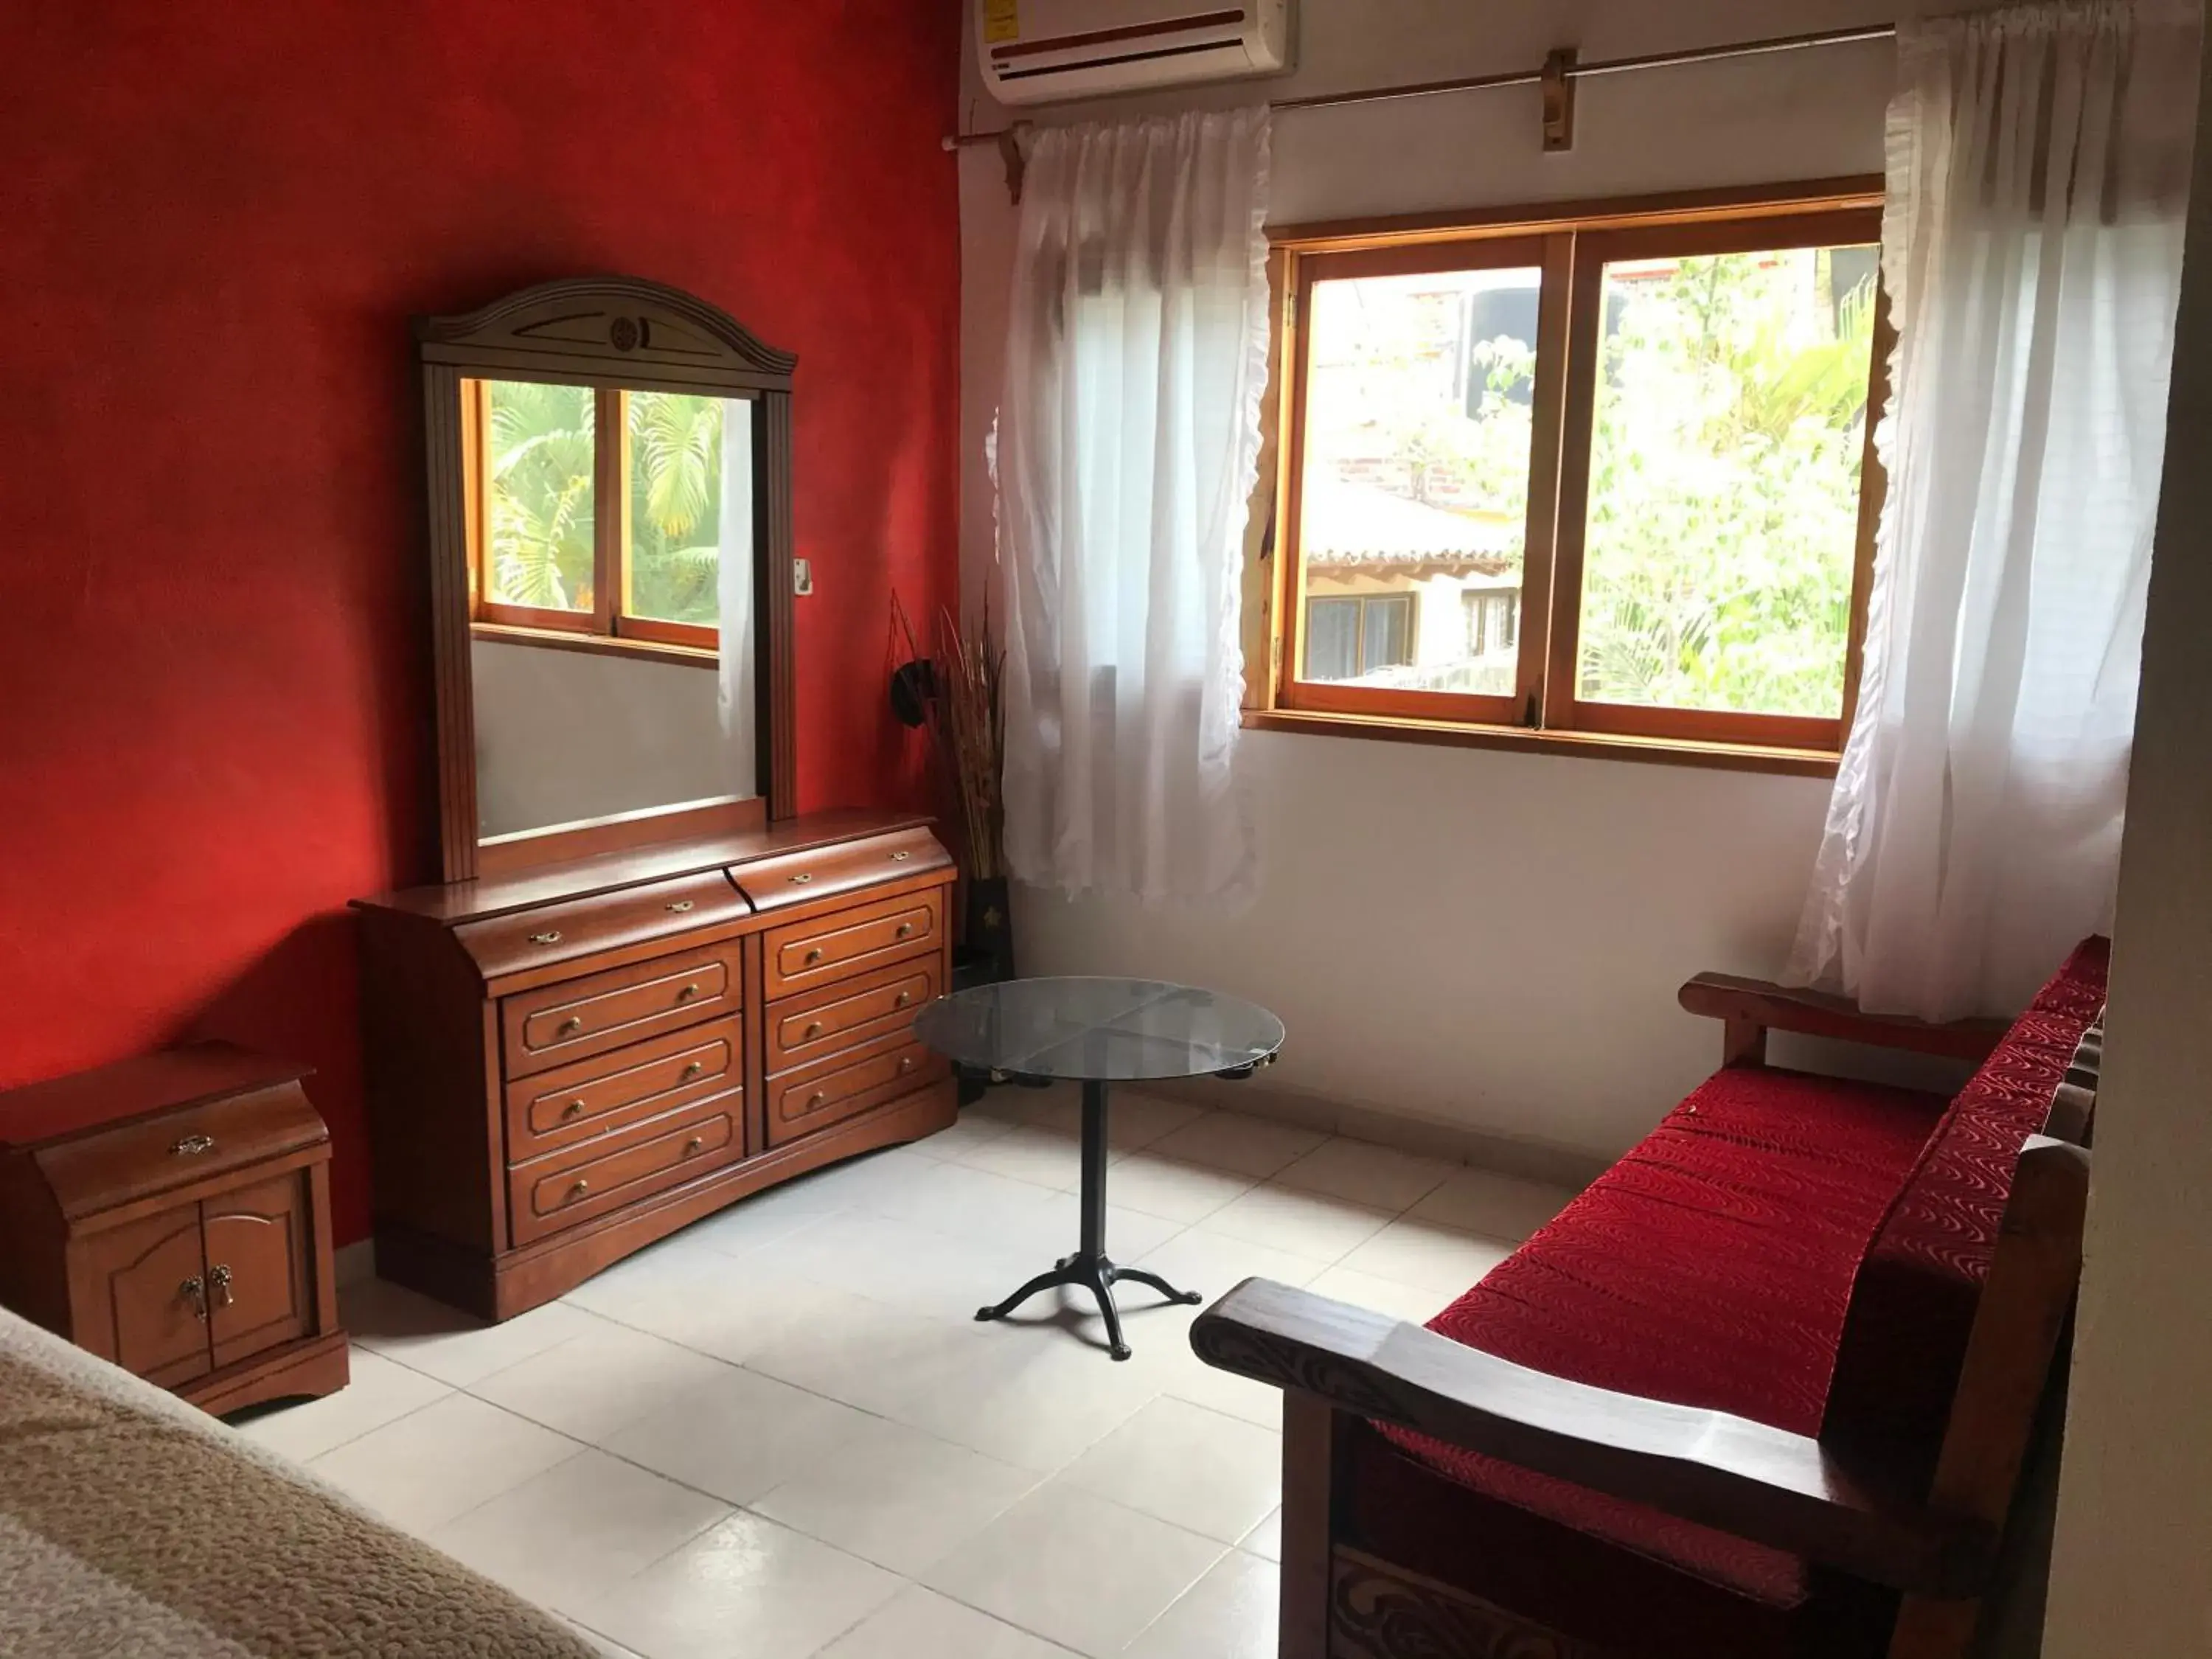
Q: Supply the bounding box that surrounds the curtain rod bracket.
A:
[1542,48,1577,153]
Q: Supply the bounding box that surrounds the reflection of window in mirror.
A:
[463,378,745,661]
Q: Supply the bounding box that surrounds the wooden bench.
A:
[1193,942,2109,1659]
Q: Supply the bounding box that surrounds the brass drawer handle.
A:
[804,948,824,965]
[208,1264,234,1308]
[529,931,563,946]
[561,1099,587,1121]
[896,922,914,939]
[890,851,911,862]
[675,982,702,1003]
[567,1178,590,1202]
[181,1277,207,1321]
[790,873,814,885]
[681,1061,705,1079]
[807,1091,827,1109]
[557,1015,584,1036]
[171,1133,215,1158]
[665,900,695,914]
[898,1056,916,1074]
[894,992,912,1009]
[684,1136,704,1156]
[803,1021,824,1040]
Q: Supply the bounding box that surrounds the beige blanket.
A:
[0,1308,599,1658]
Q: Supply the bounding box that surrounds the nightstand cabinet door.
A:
[75,1206,211,1388]
[204,1173,311,1368]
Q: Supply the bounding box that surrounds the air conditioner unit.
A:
[977,0,1295,107]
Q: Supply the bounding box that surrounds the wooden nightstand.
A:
[0,1043,349,1414]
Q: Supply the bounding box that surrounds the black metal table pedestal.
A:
[973,1077,1200,1360]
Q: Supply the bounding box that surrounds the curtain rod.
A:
[942,21,1899,151]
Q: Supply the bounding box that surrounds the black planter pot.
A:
[957,874,1018,989]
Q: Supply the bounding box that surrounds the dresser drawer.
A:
[457,872,753,982]
[504,1018,742,1161]
[764,890,943,998]
[766,1034,946,1149]
[509,1095,742,1246]
[733,827,952,914]
[501,943,744,1079]
[767,957,939,1077]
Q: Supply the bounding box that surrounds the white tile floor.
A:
[236,1086,1579,1659]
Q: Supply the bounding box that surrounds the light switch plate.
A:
[793,557,813,596]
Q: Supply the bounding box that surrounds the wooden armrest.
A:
[1679,972,2010,1067]
[1190,1279,1993,1597]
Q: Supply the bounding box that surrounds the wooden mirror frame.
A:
[415,276,798,883]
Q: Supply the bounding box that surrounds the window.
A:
[465,378,734,654]
[1305,594,1416,682]
[1267,187,1886,764]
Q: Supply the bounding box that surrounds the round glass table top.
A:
[914,977,1284,1083]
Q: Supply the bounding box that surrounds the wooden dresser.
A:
[0,1044,348,1413]
[352,809,958,1321]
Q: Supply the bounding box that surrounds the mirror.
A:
[415,279,798,882]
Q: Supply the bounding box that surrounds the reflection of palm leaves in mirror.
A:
[487,382,595,610]
[628,393,724,626]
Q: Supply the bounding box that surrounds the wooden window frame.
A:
[1256,178,1890,776]
[465,378,722,662]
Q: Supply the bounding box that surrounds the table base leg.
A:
[973,1253,1202,1362]
[971,1078,1202,1360]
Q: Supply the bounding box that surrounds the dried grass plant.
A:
[894,594,1005,881]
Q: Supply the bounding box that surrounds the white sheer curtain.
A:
[1790,0,2200,1019]
[995,108,1272,905]
[717,395,758,797]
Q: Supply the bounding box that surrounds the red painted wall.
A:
[0,4,960,1243]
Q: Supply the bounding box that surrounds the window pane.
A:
[482,380,595,612]
[1576,245,1876,717]
[1297,265,1540,692]
[626,391,724,627]
[1363,595,1413,671]
[1305,597,1360,682]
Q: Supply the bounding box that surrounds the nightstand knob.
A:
[681,1061,704,1079]
[790,873,813,885]
[568,1179,590,1201]
[675,983,702,1003]
[684,1137,704,1156]
[804,948,824,965]
[807,1091,827,1109]
[208,1263,234,1308]
[804,1021,824,1040]
[562,1099,587,1121]
[896,922,914,939]
[665,900,695,914]
[894,992,911,1009]
[898,1056,915,1074]
[529,931,563,946]
[557,1016,583,1035]
[170,1133,216,1158]
[890,851,911,862]
[181,1277,207,1321]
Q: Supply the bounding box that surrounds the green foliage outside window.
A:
[1576,250,1874,717]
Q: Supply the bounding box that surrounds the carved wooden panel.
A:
[1331,1548,1609,1659]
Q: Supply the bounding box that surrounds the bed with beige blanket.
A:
[0,1307,597,1658]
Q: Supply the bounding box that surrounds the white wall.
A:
[2042,23,2212,1653]
[960,1,1966,1164]
[470,639,736,838]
